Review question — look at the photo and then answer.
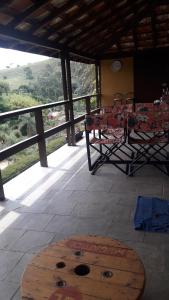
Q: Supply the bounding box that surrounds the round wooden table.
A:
[21,235,145,300]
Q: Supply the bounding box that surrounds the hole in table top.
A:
[74,264,90,276]
[56,262,66,269]
[74,250,83,256]
[56,280,67,287]
[102,271,113,278]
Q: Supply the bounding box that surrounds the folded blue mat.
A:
[134,196,169,233]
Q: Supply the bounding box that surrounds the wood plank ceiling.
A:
[0,0,169,61]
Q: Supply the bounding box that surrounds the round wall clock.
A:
[111,60,122,72]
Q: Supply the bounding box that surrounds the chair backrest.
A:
[124,92,134,104]
[127,111,169,132]
[101,104,133,115]
[159,102,169,112]
[135,103,154,112]
[85,113,126,131]
[112,104,133,114]
[135,102,169,113]
[157,111,169,130]
[112,92,124,105]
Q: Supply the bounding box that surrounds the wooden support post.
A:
[60,53,71,146]
[98,62,101,107]
[65,54,76,146]
[95,62,101,108]
[86,96,91,114]
[35,109,48,167]
[0,169,5,201]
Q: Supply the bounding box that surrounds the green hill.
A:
[0,58,59,90]
[0,58,95,99]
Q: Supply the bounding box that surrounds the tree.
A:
[18,85,32,94]
[0,81,10,95]
[7,93,40,110]
[24,66,34,80]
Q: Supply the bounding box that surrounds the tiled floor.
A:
[1,138,169,299]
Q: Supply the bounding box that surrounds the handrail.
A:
[0,135,39,161]
[72,94,98,103]
[0,93,99,161]
[0,93,100,200]
[0,93,98,120]
[0,100,69,120]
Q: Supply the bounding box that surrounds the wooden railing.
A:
[0,94,100,200]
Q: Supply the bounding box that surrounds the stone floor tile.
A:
[115,192,138,208]
[87,175,114,192]
[126,241,165,273]
[10,230,54,253]
[143,231,169,246]
[136,182,163,196]
[72,199,132,221]
[0,250,23,280]
[0,281,19,300]
[44,215,81,235]
[71,190,118,205]
[162,183,169,198]
[63,173,91,191]
[107,222,145,243]
[11,288,20,300]
[45,215,111,237]
[11,213,53,231]
[6,253,34,284]
[0,228,25,250]
[141,271,169,300]
[44,190,76,215]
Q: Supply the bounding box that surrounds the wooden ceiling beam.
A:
[6,0,48,28]
[59,8,112,46]
[0,26,95,60]
[100,44,169,59]
[68,17,115,49]
[29,0,81,34]
[74,0,146,52]
[151,7,157,47]
[42,0,100,40]
[0,0,14,9]
[132,2,139,51]
[66,0,135,47]
[95,0,157,56]
[44,0,109,44]
[133,29,138,51]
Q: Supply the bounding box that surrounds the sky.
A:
[0,48,49,70]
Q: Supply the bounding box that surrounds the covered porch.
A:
[0,0,169,299]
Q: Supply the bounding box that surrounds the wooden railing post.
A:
[0,169,5,201]
[86,96,91,114]
[98,62,101,107]
[95,62,100,108]
[65,53,76,146]
[60,53,71,146]
[35,109,48,167]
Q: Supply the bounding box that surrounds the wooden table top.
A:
[21,235,145,300]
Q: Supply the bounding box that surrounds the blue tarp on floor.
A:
[134,196,169,233]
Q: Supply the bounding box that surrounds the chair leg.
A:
[128,151,135,176]
[166,152,169,175]
[85,132,92,171]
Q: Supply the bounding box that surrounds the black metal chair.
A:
[85,112,130,174]
[127,111,169,176]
